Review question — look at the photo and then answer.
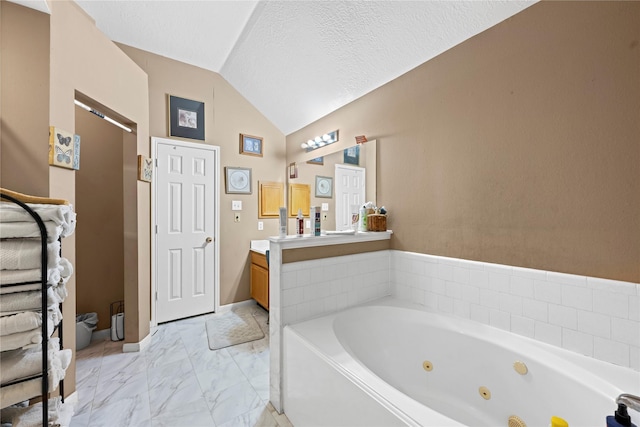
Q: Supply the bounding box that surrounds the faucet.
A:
[617,394,640,413]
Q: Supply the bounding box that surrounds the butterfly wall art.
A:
[137,155,153,183]
[48,126,80,170]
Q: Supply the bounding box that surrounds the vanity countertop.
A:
[268,230,392,249]
[250,239,270,255]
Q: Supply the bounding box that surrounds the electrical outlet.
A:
[234,213,241,223]
[232,200,242,211]
[258,221,264,230]
[305,220,311,229]
[321,203,329,211]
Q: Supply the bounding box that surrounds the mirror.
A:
[287,140,376,232]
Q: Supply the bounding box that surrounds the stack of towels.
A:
[0,202,76,408]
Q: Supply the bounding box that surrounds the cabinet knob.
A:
[206,237,213,243]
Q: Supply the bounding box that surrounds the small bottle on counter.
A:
[296,208,304,236]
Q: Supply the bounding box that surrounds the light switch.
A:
[234,213,241,223]
[258,221,264,230]
[321,203,329,211]
[232,200,242,211]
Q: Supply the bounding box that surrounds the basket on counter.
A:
[366,214,387,232]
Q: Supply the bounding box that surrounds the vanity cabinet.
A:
[250,251,269,310]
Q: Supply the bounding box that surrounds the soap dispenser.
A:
[296,208,304,236]
[607,403,637,427]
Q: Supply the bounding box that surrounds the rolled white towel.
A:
[0,288,61,314]
[0,312,41,336]
[0,203,76,237]
[0,337,62,384]
[0,370,67,410]
[0,264,63,289]
[0,239,60,271]
[0,221,63,243]
[0,328,42,352]
[48,305,63,326]
[1,396,74,427]
[59,257,73,278]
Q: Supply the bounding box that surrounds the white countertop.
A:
[268,230,392,249]
[250,240,270,255]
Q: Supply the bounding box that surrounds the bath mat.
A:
[205,311,265,351]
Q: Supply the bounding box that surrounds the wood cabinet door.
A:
[250,263,269,310]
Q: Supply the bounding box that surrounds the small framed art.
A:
[239,134,263,157]
[343,145,360,165]
[137,155,153,182]
[307,157,324,165]
[315,175,333,198]
[225,167,252,194]
[169,95,205,140]
[48,126,80,170]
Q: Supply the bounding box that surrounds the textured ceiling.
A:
[16,0,536,135]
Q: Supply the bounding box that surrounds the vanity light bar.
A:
[74,99,132,133]
[301,130,339,151]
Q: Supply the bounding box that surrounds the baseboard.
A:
[64,391,79,404]
[218,299,257,313]
[122,332,152,353]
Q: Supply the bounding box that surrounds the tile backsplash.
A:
[390,251,640,371]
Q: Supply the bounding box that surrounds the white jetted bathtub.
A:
[283,297,640,426]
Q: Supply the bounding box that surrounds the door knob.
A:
[206,237,213,243]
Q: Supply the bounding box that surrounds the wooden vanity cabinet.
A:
[250,251,269,310]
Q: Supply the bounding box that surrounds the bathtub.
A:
[282,297,640,426]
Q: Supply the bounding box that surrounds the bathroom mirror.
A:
[287,140,376,231]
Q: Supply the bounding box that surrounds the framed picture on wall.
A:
[307,157,323,165]
[239,134,263,157]
[343,145,360,165]
[137,155,153,182]
[315,175,333,198]
[168,95,205,140]
[225,167,252,194]
[48,126,81,170]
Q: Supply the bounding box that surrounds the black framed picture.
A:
[169,95,205,140]
[343,145,360,165]
[240,134,263,157]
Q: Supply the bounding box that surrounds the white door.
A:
[153,137,219,323]
[335,164,365,231]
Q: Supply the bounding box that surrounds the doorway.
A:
[335,164,366,231]
[151,137,220,325]
[75,105,128,334]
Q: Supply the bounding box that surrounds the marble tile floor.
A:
[69,303,292,427]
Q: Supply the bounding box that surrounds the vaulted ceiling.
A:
[12,0,536,134]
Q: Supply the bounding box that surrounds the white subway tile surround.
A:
[271,243,639,414]
[391,251,640,371]
[280,251,391,325]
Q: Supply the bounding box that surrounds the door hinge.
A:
[155,158,158,167]
[155,225,158,234]
[155,291,158,301]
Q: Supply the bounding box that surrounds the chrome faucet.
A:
[617,394,640,412]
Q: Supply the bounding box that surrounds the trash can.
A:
[76,312,98,350]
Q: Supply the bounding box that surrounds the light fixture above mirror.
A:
[300,130,338,151]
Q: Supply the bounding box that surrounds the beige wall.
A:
[118,44,286,305]
[75,106,125,331]
[0,1,50,196]
[288,1,640,283]
[48,1,151,365]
